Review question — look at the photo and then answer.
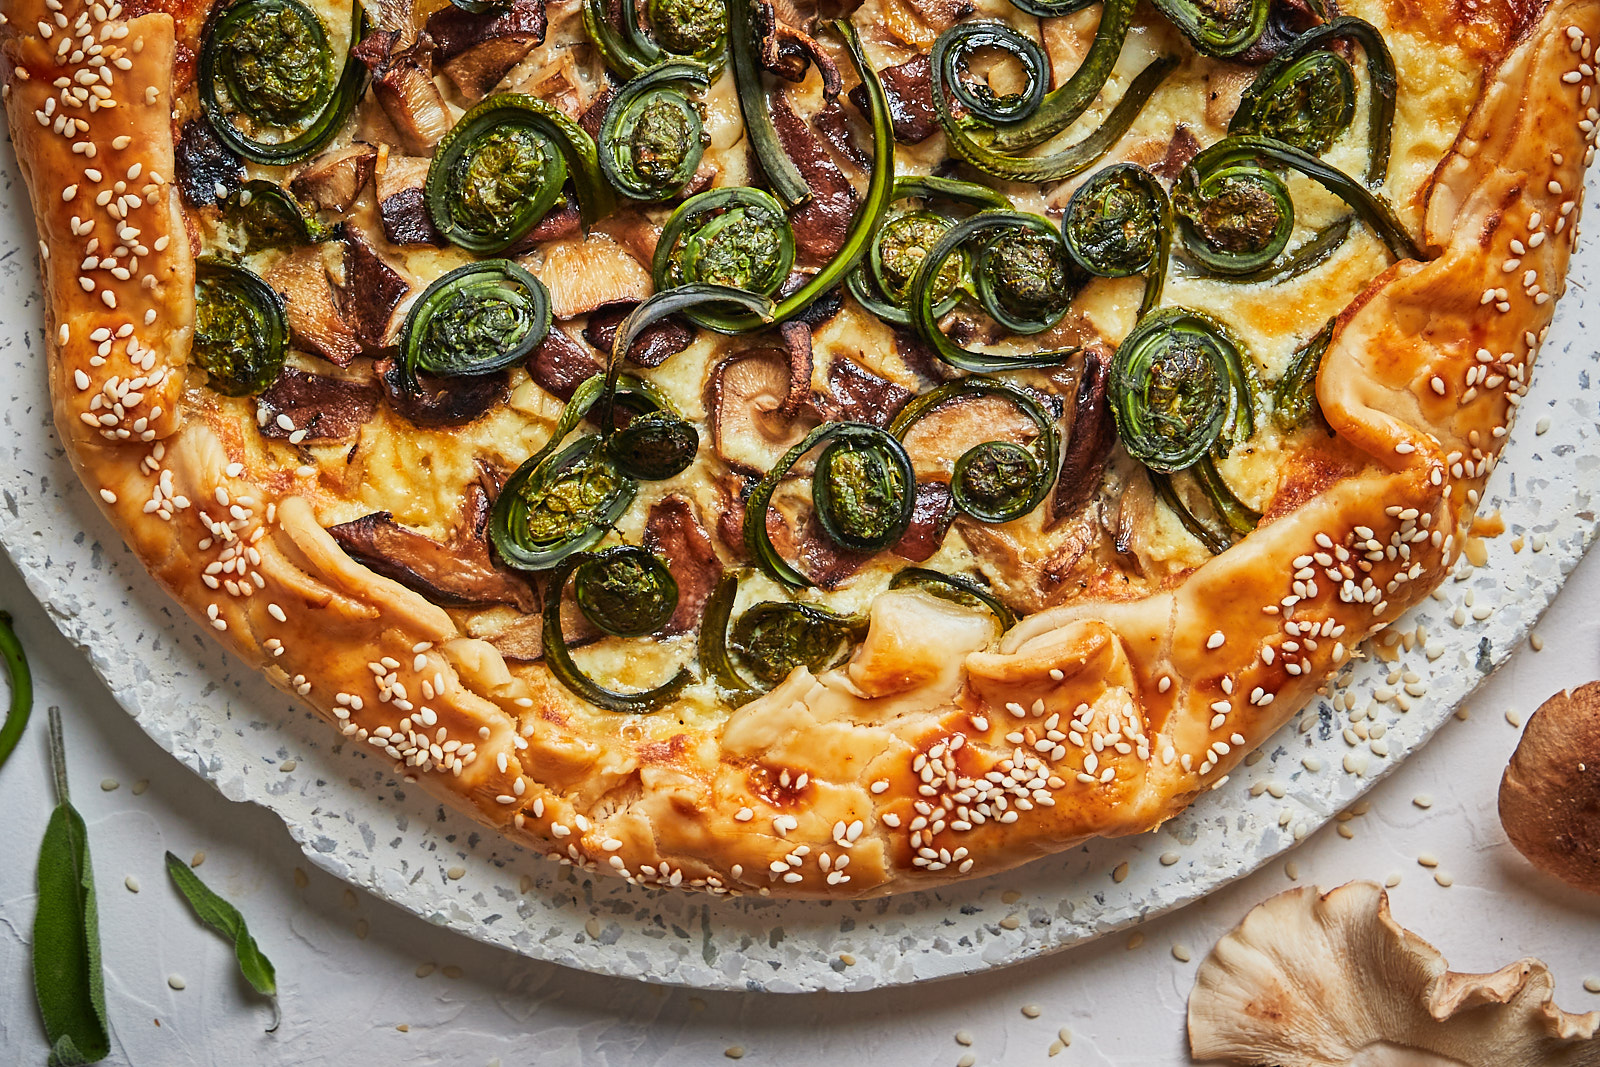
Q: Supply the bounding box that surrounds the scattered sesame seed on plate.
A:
[954,1030,974,1047]
[415,963,436,978]
[1418,853,1440,868]
[1126,932,1144,950]
[1171,943,1193,963]
[1111,861,1129,883]
[1284,860,1299,881]
[100,777,118,791]
[124,875,139,893]
[1021,1004,1041,1019]
[1434,871,1455,887]
[723,1046,745,1060]
[1412,794,1433,809]
[446,866,466,880]
[167,975,186,990]
[190,851,205,867]
[1584,977,1600,994]
[1506,709,1524,727]
[958,1056,976,1067]
[441,965,463,979]
[1386,873,1402,888]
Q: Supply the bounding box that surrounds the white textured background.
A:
[0,540,1597,1065]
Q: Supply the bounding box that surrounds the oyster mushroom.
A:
[847,53,937,144]
[354,31,454,156]
[257,368,379,442]
[291,143,377,214]
[815,356,912,428]
[1051,349,1116,524]
[342,230,411,350]
[526,326,603,401]
[427,0,549,101]
[329,472,537,611]
[263,244,361,367]
[1188,881,1600,1066]
[376,357,507,428]
[770,92,857,265]
[707,348,815,475]
[643,495,723,635]
[1500,683,1600,894]
[375,155,446,247]
[531,233,652,319]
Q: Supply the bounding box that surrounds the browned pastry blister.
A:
[2,0,1597,897]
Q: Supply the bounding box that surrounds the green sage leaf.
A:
[0,610,34,771]
[33,707,110,1067]
[164,851,278,1006]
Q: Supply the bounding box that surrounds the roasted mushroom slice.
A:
[1500,683,1600,894]
[1189,881,1600,1066]
[818,357,913,428]
[527,327,604,401]
[643,495,723,635]
[291,142,377,214]
[342,230,411,350]
[770,92,858,265]
[1052,349,1116,523]
[354,31,454,156]
[848,53,937,144]
[263,244,361,367]
[428,0,549,101]
[376,155,446,247]
[175,117,244,209]
[891,479,955,562]
[376,358,507,428]
[707,348,815,475]
[532,233,653,319]
[329,475,537,611]
[256,368,379,442]
[583,301,694,367]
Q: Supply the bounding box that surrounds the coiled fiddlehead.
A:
[729,601,867,685]
[846,176,1012,328]
[223,180,331,253]
[908,211,1083,373]
[931,19,1179,184]
[193,260,288,396]
[584,0,727,80]
[744,423,916,589]
[1229,16,1397,188]
[426,93,615,254]
[1063,164,1172,317]
[1173,135,1420,281]
[1148,0,1269,58]
[199,0,366,165]
[399,260,551,389]
[597,61,710,202]
[652,187,796,321]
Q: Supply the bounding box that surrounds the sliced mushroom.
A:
[891,480,954,562]
[428,0,548,89]
[364,0,414,37]
[848,53,937,145]
[958,518,1097,614]
[707,348,815,475]
[375,357,507,428]
[1152,124,1202,181]
[290,143,377,214]
[578,84,616,140]
[531,233,652,319]
[1188,881,1600,1065]
[786,507,871,590]
[1052,349,1116,524]
[755,1,841,97]
[1236,0,1327,65]
[770,92,858,266]
[526,326,603,401]
[583,302,694,368]
[1500,682,1600,894]
[329,474,537,611]
[901,0,972,32]
[519,201,583,248]
[375,155,446,247]
[264,244,361,367]
[174,118,243,209]
[816,356,912,428]
[342,229,411,350]
[257,368,380,441]
[354,31,454,156]
[812,99,870,168]
[643,495,723,635]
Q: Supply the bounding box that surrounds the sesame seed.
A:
[1206,631,1225,649]
[1171,943,1192,963]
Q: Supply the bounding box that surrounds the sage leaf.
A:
[33,707,110,1066]
[165,851,279,1027]
[0,610,34,771]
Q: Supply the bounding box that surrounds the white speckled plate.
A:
[1,141,1596,993]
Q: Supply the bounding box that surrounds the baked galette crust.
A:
[3,0,1597,896]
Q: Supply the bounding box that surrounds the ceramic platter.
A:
[1,145,1597,993]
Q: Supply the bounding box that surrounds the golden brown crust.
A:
[3,0,1598,897]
